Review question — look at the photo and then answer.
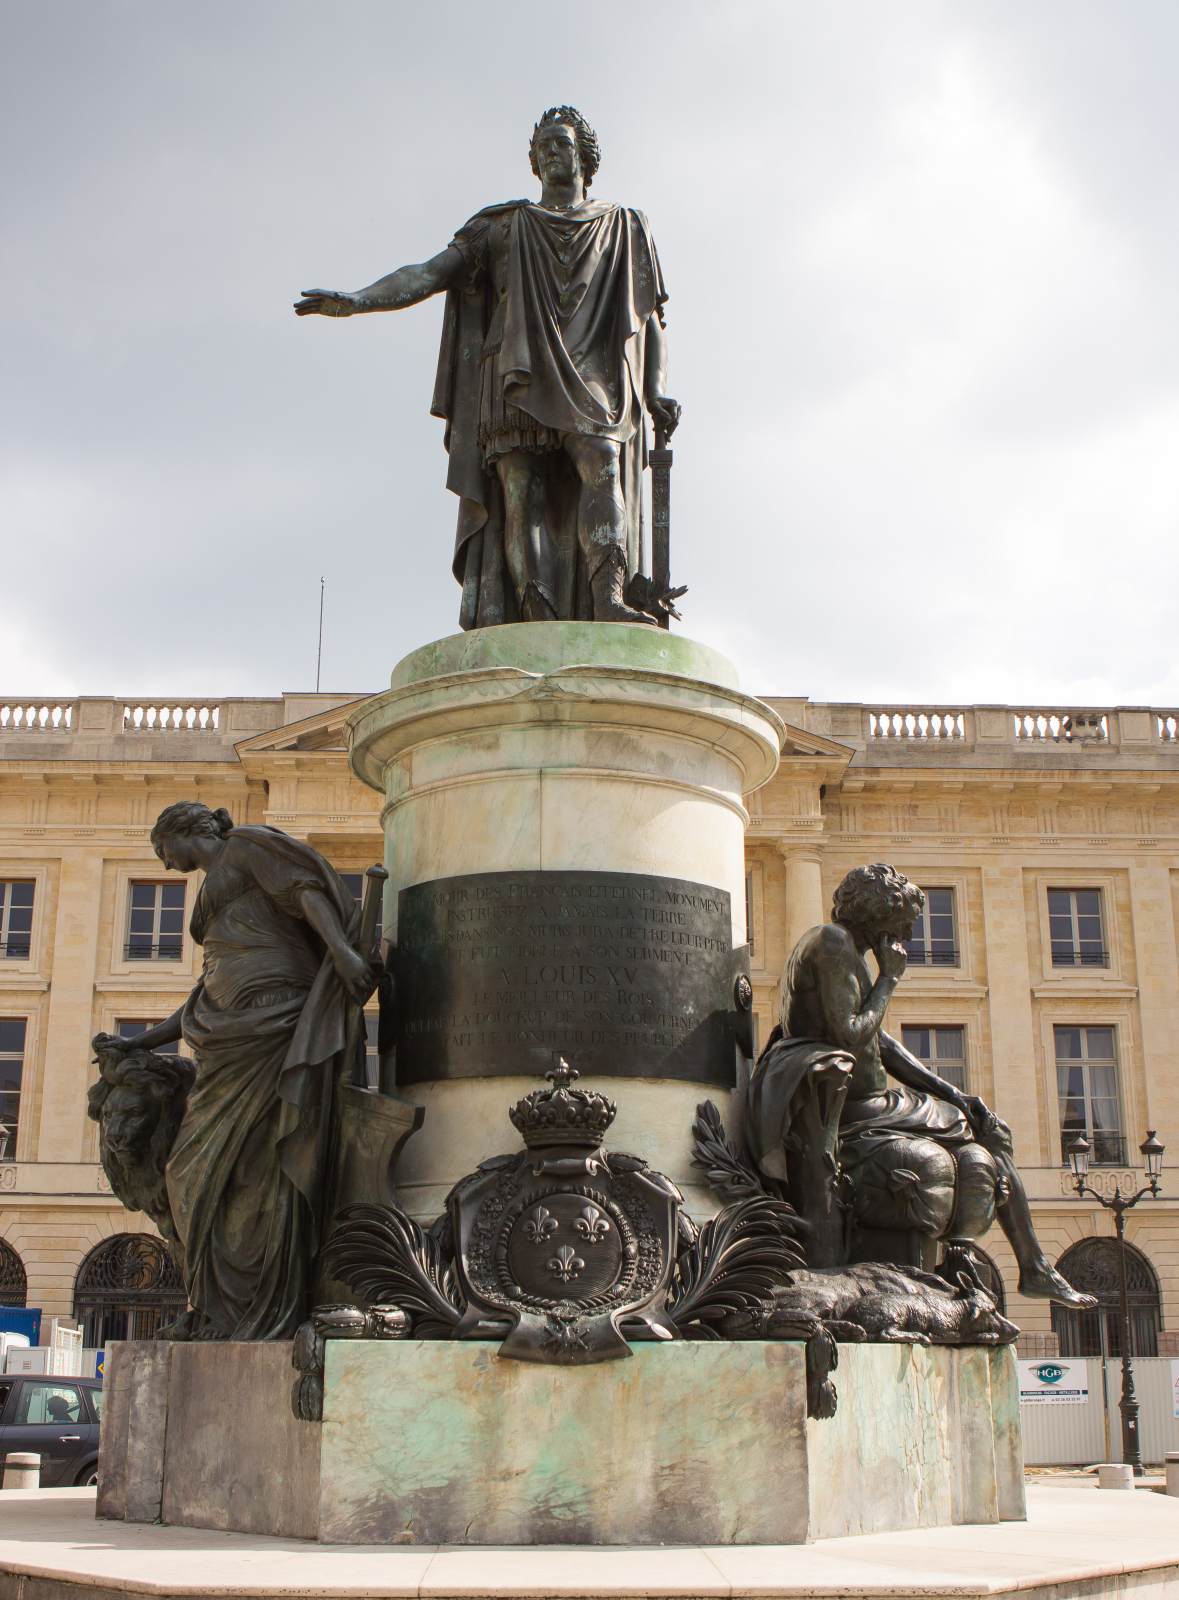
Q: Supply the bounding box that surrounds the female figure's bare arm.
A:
[96,1006,185,1054]
[298,888,377,1005]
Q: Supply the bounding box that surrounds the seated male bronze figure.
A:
[748,862,1096,1308]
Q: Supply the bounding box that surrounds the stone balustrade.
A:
[1011,709,1109,743]
[797,702,1179,768]
[3,691,1178,771]
[0,701,75,733]
[122,702,221,733]
[0,694,313,762]
[868,709,967,742]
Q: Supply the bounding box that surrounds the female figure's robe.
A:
[164,827,358,1340]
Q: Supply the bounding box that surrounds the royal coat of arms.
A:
[447,1063,681,1361]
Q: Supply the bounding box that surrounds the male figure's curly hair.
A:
[150,800,234,859]
[832,863,925,931]
[529,105,601,190]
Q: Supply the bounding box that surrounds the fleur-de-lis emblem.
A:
[522,1205,558,1246]
[573,1204,610,1246]
[546,1244,585,1283]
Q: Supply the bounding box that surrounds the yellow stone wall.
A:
[2,691,1177,1350]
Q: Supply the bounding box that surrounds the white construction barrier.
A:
[1021,1357,1179,1465]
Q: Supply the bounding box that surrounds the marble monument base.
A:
[98,1339,1025,1546]
[346,624,785,1223]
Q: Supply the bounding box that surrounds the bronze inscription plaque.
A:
[392,870,744,1087]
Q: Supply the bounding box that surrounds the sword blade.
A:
[650,444,673,632]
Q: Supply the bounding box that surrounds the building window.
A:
[1048,888,1108,968]
[0,881,34,960]
[901,1024,968,1093]
[73,1234,187,1345]
[0,1018,25,1160]
[0,1239,26,1307]
[904,887,958,966]
[1051,1238,1160,1358]
[1056,1024,1122,1164]
[116,1019,178,1059]
[744,870,755,960]
[125,881,185,961]
[339,873,383,948]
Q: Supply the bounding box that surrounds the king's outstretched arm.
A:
[294,246,465,318]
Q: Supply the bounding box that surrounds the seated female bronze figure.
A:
[92,802,377,1341]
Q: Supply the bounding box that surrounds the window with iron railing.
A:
[1056,1024,1123,1163]
[1048,887,1109,968]
[0,881,34,960]
[900,1024,968,1093]
[125,881,185,961]
[903,887,958,967]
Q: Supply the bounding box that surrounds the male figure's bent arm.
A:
[878,1031,970,1111]
[814,928,901,1054]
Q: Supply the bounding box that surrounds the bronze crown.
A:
[509,1060,616,1150]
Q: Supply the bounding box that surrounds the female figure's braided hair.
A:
[149,801,234,860]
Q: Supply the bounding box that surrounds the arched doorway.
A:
[73,1234,186,1345]
[0,1238,26,1307]
[1051,1237,1161,1358]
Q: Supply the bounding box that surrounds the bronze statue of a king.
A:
[295,106,682,629]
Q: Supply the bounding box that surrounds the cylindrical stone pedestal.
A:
[349,623,783,1219]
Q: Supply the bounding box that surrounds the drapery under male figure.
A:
[747,862,1097,1310]
[295,105,682,628]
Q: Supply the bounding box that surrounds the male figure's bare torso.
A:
[784,923,889,1100]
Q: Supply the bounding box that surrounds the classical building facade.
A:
[2,689,1177,1355]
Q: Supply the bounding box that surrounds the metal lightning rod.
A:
[315,577,325,692]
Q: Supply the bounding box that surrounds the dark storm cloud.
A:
[1,1,1175,706]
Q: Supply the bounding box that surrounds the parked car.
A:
[0,1373,102,1486]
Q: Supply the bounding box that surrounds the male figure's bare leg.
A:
[563,434,654,624]
[495,451,559,620]
[976,1134,1098,1308]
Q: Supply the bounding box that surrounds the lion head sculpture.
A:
[88,1036,195,1242]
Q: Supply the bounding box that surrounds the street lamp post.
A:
[1067,1129,1165,1477]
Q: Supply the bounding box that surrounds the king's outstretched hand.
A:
[294,288,358,317]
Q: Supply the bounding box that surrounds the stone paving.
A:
[2,1483,1179,1598]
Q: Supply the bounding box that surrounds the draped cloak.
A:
[746,1027,975,1189]
[431,199,668,629]
[164,827,359,1340]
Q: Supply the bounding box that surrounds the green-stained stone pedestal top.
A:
[390,622,740,691]
[98,1339,1025,1547]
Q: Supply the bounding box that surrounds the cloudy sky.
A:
[2,1,1176,708]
